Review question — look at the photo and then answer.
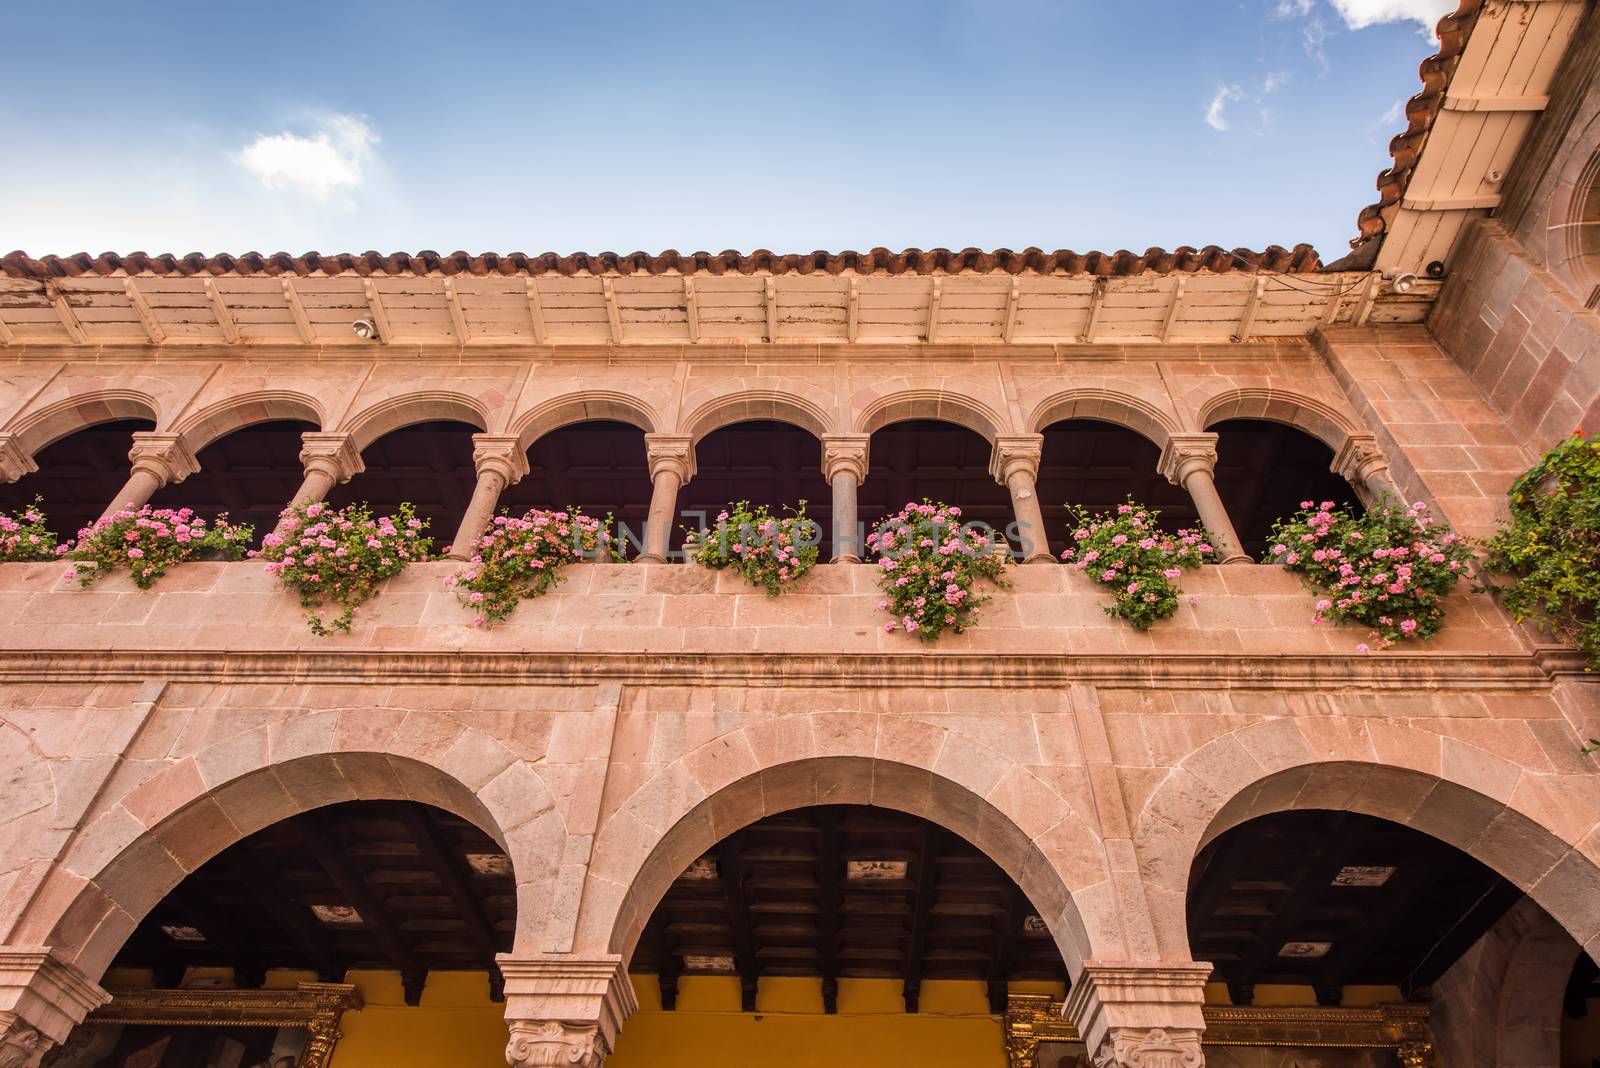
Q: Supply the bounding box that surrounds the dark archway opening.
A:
[1036,419,1197,557]
[672,420,833,557]
[110,800,514,1005]
[325,421,478,550]
[859,421,1013,548]
[1208,420,1363,558]
[0,418,154,542]
[631,805,1066,1017]
[498,420,653,558]
[148,420,317,545]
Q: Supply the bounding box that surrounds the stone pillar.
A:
[449,435,531,560]
[990,434,1053,562]
[1064,962,1212,1068]
[99,433,198,520]
[0,947,111,1068]
[638,435,694,563]
[499,955,637,1068]
[1158,434,1250,565]
[1331,433,1402,507]
[821,434,869,562]
[0,435,37,484]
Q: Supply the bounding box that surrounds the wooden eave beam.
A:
[683,278,700,344]
[764,277,779,343]
[602,278,623,345]
[1353,271,1381,326]
[644,916,681,1011]
[166,885,265,988]
[1080,277,1107,343]
[1160,276,1187,342]
[280,278,315,343]
[1234,276,1265,342]
[846,278,860,342]
[902,826,941,1013]
[443,278,470,343]
[401,807,505,1000]
[362,279,395,344]
[203,278,240,344]
[1001,279,1021,344]
[294,812,428,1005]
[123,279,165,344]
[1400,194,1503,211]
[0,307,15,347]
[987,883,1028,1014]
[925,278,943,343]
[43,282,86,343]
[1308,859,1433,1006]
[524,279,547,344]
[717,831,760,1012]
[227,845,343,982]
[1442,94,1549,112]
[816,807,842,1014]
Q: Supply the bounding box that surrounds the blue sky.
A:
[0,1,1450,262]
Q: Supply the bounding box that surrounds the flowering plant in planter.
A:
[0,499,62,561]
[66,506,253,588]
[1268,497,1470,649]
[867,500,1007,641]
[683,500,820,595]
[1059,501,1213,629]
[449,507,613,625]
[1483,430,1600,669]
[254,501,431,635]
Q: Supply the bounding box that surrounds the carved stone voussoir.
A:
[1092,1027,1204,1068]
[505,1019,602,1068]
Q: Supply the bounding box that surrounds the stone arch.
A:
[575,714,1119,979]
[680,389,832,443]
[855,390,1006,443]
[341,391,491,450]
[1134,717,1600,963]
[1196,387,1357,453]
[1563,142,1600,293]
[510,391,658,452]
[1028,388,1178,449]
[17,714,563,981]
[9,389,161,457]
[170,390,325,452]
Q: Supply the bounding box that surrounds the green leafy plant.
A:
[253,501,432,635]
[1268,497,1470,650]
[867,499,1007,641]
[66,505,252,589]
[683,500,820,595]
[1482,430,1600,669]
[449,507,612,625]
[1059,500,1213,629]
[0,498,62,561]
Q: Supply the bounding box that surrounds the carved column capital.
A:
[644,434,695,483]
[1157,433,1220,486]
[820,434,870,483]
[989,434,1044,484]
[0,947,111,1067]
[298,432,365,485]
[1065,962,1212,1068]
[1331,433,1392,493]
[127,433,199,486]
[0,436,37,484]
[499,955,637,1068]
[471,434,531,486]
[1091,1027,1205,1068]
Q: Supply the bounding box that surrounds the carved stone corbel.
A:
[506,1019,603,1068]
[0,435,37,484]
[1090,1026,1205,1068]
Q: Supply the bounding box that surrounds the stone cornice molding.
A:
[0,435,37,484]
[1331,432,1392,490]
[127,432,199,486]
[499,955,636,1068]
[1157,433,1220,486]
[989,434,1045,484]
[297,432,364,484]
[0,648,1576,692]
[471,434,531,486]
[644,434,694,483]
[0,947,111,1049]
[820,434,870,483]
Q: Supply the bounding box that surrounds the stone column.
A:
[449,435,531,560]
[638,435,694,563]
[1064,962,1212,1068]
[99,433,198,520]
[500,955,637,1068]
[271,433,364,538]
[0,435,37,484]
[990,434,1053,562]
[821,434,869,562]
[1332,433,1403,507]
[1158,434,1250,565]
[0,947,112,1068]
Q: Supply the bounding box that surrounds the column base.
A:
[499,955,637,1068]
[1064,961,1212,1068]
[1219,553,1254,565]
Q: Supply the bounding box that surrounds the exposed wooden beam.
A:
[925,278,943,343]
[280,278,315,343]
[764,277,779,343]
[43,282,86,343]
[816,807,842,1015]
[443,278,470,343]
[362,280,394,344]
[166,885,265,988]
[1001,279,1021,344]
[644,916,680,1011]
[1309,858,1434,1006]
[602,278,623,345]
[203,278,240,344]
[1234,276,1265,342]
[903,826,941,1013]
[987,883,1028,1014]
[1353,271,1382,326]
[846,278,860,342]
[1160,276,1187,342]
[683,278,700,344]
[400,807,505,1000]
[294,812,428,1005]
[0,307,14,346]
[716,831,760,1012]
[1323,276,1346,325]
[524,279,547,344]
[227,845,343,982]
[1442,94,1548,112]
[1187,821,1273,1004]
[122,279,165,344]
[1080,277,1107,343]
[1401,193,1503,211]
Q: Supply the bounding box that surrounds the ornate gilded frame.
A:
[1005,994,1433,1068]
[81,983,362,1068]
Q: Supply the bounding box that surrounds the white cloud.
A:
[1205,85,1244,131]
[1301,15,1333,72]
[1327,0,1455,33]
[235,113,379,201]
[1261,70,1290,95]
[1377,98,1405,126]
[1274,0,1315,15]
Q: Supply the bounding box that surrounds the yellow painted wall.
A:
[329,971,506,1068]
